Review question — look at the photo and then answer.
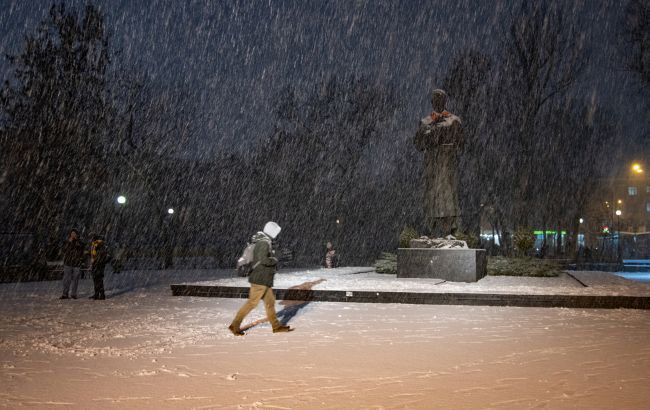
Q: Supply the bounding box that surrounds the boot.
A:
[228,324,244,336]
[272,325,294,333]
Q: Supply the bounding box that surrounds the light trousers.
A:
[231,284,281,330]
[62,265,81,297]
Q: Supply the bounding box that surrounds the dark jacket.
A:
[62,239,85,267]
[248,232,278,288]
[90,240,110,273]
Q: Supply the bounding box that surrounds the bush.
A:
[513,227,535,256]
[374,252,397,274]
[399,226,419,248]
[487,256,562,277]
[454,231,480,249]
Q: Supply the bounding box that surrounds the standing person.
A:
[89,235,109,300]
[60,229,85,299]
[325,241,336,268]
[229,222,293,336]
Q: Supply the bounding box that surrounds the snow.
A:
[614,271,650,284]
[1,269,650,409]
[185,267,650,297]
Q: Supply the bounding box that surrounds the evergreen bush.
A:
[399,226,419,248]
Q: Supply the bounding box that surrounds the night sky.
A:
[1,0,647,163]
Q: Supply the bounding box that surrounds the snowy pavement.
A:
[1,269,650,409]
[181,267,650,297]
[614,271,650,284]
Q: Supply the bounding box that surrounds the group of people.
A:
[60,229,110,300]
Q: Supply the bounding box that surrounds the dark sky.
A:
[1,0,647,162]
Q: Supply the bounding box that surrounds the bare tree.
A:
[501,1,588,230]
[623,0,650,91]
[254,76,398,263]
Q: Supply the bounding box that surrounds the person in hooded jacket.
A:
[229,222,293,336]
[89,235,109,300]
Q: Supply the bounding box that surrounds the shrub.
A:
[513,227,535,256]
[454,231,480,249]
[399,226,419,248]
[487,256,562,277]
[374,252,397,274]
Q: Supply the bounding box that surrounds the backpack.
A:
[236,242,260,277]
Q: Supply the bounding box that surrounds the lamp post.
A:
[115,195,127,242]
[335,218,341,250]
[162,207,176,269]
[112,195,127,273]
[615,209,622,264]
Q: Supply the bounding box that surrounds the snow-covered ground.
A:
[188,267,650,297]
[1,269,650,409]
[615,271,650,284]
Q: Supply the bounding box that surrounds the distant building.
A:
[580,162,650,259]
[598,163,649,233]
[476,162,650,259]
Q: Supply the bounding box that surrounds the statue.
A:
[414,89,463,237]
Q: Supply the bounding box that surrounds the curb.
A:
[170,284,650,310]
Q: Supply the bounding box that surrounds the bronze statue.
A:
[414,89,463,237]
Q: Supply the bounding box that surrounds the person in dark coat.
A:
[60,229,85,299]
[89,235,109,300]
[229,222,293,336]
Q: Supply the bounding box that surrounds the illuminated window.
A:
[628,186,637,196]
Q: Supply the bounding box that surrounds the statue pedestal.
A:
[397,248,487,282]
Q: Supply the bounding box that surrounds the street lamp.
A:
[113,195,127,264]
[632,163,644,174]
[579,218,584,224]
[167,208,174,215]
[615,210,622,263]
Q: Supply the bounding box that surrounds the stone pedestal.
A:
[397,248,487,282]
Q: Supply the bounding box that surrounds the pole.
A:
[617,214,622,265]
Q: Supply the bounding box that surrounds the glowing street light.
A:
[117,195,126,204]
[617,199,622,204]
[615,209,623,263]
[632,163,643,174]
[579,218,584,224]
[167,208,175,215]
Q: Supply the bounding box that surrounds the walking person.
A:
[60,229,85,299]
[89,235,109,300]
[229,222,293,336]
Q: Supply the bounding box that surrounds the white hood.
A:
[263,221,281,239]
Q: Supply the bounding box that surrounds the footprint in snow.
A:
[226,373,238,380]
